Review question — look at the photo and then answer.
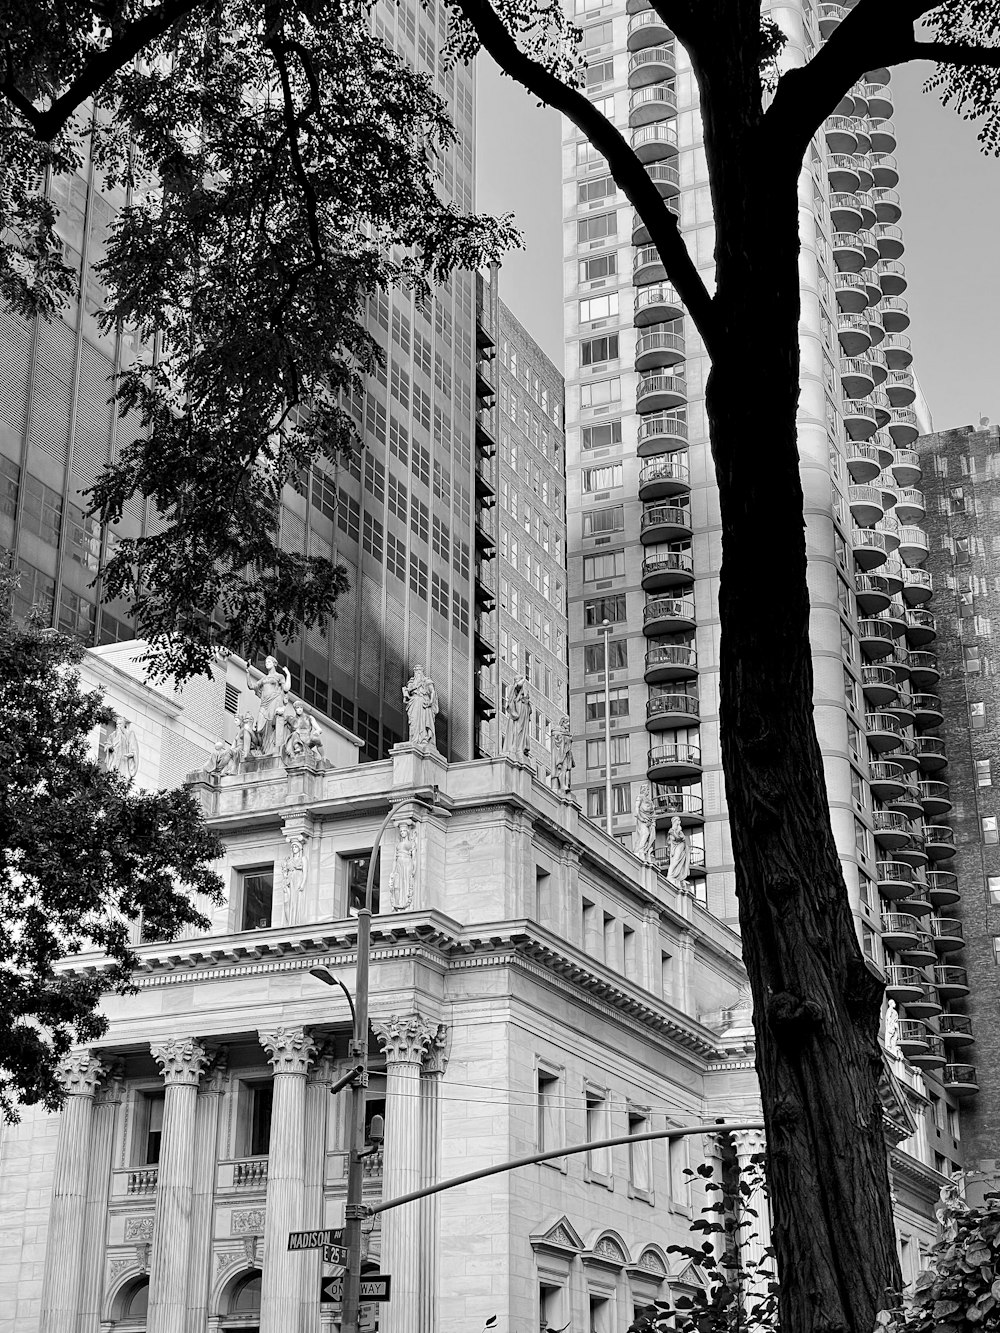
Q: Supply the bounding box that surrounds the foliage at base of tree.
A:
[0,572,224,1119]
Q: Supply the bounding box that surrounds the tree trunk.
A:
[705,168,902,1329]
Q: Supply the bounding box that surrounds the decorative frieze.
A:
[150,1037,209,1086]
[124,1217,154,1242]
[231,1208,266,1235]
[258,1026,316,1076]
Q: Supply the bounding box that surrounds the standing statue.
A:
[402,665,439,749]
[105,716,140,779]
[235,712,257,763]
[279,839,307,926]
[203,737,237,778]
[503,673,532,759]
[388,819,418,911]
[883,998,903,1062]
[550,716,575,794]
[282,702,326,765]
[632,782,657,865]
[250,655,292,755]
[665,815,691,887]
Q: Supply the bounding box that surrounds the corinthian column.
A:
[419,1027,448,1333]
[147,1037,209,1333]
[186,1049,228,1333]
[39,1052,106,1333]
[734,1127,771,1274]
[258,1026,316,1333]
[372,1015,435,1333]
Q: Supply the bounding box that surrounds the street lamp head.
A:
[309,965,339,987]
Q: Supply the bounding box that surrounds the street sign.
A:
[288,1228,345,1251]
[323,1244,348,1265]
[320,1274,392,1304]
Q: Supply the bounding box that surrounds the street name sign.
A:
[320,1274,392,1304]
[288,1228,344,1251]
[323,1244,348,1265]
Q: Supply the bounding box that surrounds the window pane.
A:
[241,870,274,931]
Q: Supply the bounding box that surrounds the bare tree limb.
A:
[449,0,718,349]
[1,0,212,141]
[902,39,1000,67]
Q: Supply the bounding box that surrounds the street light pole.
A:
[599,618,613,835]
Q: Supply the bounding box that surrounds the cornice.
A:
[890,1146,951,1199]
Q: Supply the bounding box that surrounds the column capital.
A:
[422,1024,450,1076]
[56,1051,106,1097]
[150,1036,210,1087]
[733,1126,768,1160]
[259,1025,317,1076]
[202,1046,229,1095]
[372,1014,436,1066]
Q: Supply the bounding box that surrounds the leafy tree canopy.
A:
[0,570,224,1119]
[0,0,518,679]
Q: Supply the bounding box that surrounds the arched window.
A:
[228,1273,262,1316]
[119,1277,149,1321]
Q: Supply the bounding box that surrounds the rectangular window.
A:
[387,474,407,522]
[584,594,626,625]
[586,735,631,769]
[430,571,449,618]
[581,420,622,451]
[580,378,621,409]
[582,463,623,491]
[311,469,338,522]
[21,473,63,546]
[247,1080,274,1157]
[579,252,618,283]
[580,334,620,367]
[363,453,385,503]
[579,293,619,324]
[628,1111,652,1194]
[578,172,616,203]
[994,937,1000,966]
[537,1067,561,1152]
[987,876,1000,904]
[410,496,430,543]
[336,492,360,543]
[136,1090,165,1165]
[971,701,987,729]
[584,18,613,47]
[586,782,632,816]
[239,867,274,931]
[583,550,625,580]
[409,553,429,600]
[362,511,383,560]
[386,531,406,581]
[983,816,998,844]
[577,212,617,245]
[586,1089,612,1177]
[345,853,380,915]
[977,758,992,786]
[584,639,628,673]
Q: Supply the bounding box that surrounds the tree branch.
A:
[1,0,212,141]
[449,0,718,350]
[902,39,1000,68]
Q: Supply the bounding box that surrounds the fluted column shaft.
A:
[735,1128,771,1274]
[419,1028,447,1333]
[301,1047,334,1333]
[79,1064,124,1333]
[259,1026,316,1333]
[185,1051,227,1333]
[39,1053,105,1333]
[148,1038,209,1333]
[374,1016,434,1333]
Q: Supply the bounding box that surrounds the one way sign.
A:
[320,1274,392,1304]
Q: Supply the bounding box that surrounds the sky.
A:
[476,56,1000,434]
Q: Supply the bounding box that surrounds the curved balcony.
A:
[909,1032,946,1070]
[899,931,937,968]
[863,83,894,119]
[829,192,864,233]
[646,692,700,731]
[652,790,705,826]
[873,810,913,851]
[627,8,673,50]
[818,3,847,37]
[647,161,682,199]
[633,246,667,286]
[856,190,877,232]
[867,309,886,349]
[869,120,897,154]
[930,917,964,952]
[637,372,686,414]
[834,269,869,314]
[857,227,880,267]
[641,549,694,591]
[861,265,883,305]
[876,860,915,900]
[937,1014,974,1048]
[888,453,920,493]
[634,284,685,327]
[904,608,935,646]
[870,388,891,428]
[628,44,677,88]
[825,115,858,155]
[880,912,921,952]
[892,488,924,525]
[882,333,913,371]
[865,708,905,749]
[887,780,923,820]
[631,122,679,163]
[870,187,901,225]
[643,594,696,636]
[897,524,928,565]
[868,347,888,387]
[859,621,896,661]
[918,780,952,818]
[638,454,690,502]
[888,410,919,449]
[901,567,932,607]
[862,665,898,706]
[640,503,692,544]
[905,983,942,1019]
[848,484,884,527]
[828,153,861,193]
[926,869,960,908]
[911,693,943,729]
[878,297,909,337]
[837,313,872,357]
[876,258,907,297]
[885,965,924,1003]
[843,397,879,441]
[942,1063,979,1095]
[869,760,906,801]
[914,735,947,772]
[934,966,969,999]
[852,529,890,570]
[832,230,865,272]
[856,574,891,615]
[635,326,686,373]
[645,641,697,684]
[886,379,916,417]
[897,884,931,917]
[923,824,955,860]
[869,153,899,188]
[896,1018,929,1058]
[629,84,678,128]
[845,442,883,485]
[907,651,939,689]
[647,742,702,782]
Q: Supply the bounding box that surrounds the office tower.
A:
[918,421,1000,1186]
[0,0,486,762]
[476,271,569,769]
[562,0,967,1240]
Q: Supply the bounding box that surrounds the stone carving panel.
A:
[124,1217,155,1242]
[231,1209,266,1235]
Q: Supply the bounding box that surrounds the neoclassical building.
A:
[0,647,955,1333]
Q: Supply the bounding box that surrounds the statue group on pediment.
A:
[203,654,326,779]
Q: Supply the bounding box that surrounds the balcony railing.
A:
[942,1064,979,1093]
[645,643,697,671]
[234,1158,269,1189]
[647,693,700,720]
[639,456,690,488]
[647,742,701,771]
[642,551,694,581]
[127,1168,159,1195]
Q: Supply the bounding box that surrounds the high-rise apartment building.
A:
[0,0,492,764]
[918,421,1000,1190]
[478,271,569,771]
[562,0,971,1215]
